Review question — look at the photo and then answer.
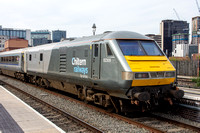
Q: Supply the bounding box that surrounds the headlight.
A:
[157,72,165,77]
[135,73,149,79]
[165,71,175,77]
[122,72,134,80]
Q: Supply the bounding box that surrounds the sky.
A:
[0,0,199,37]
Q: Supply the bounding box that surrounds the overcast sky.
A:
[0,0,199,37]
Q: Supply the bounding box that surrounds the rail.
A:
[0,80,103,133]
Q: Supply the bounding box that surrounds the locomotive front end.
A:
[118,39,184,110]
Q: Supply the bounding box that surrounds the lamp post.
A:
[92,23,96,35]
[197,31,200,77]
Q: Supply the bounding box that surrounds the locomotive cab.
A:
[117,39,184,111]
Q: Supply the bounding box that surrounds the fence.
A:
[170,60,198,76]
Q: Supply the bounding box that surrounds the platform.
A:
[0,86,65,133]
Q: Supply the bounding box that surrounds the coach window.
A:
[16,57,19,62]
[106,43,113,57]
[29,54,32,61]
[12,56,14,62]
[13,56,16,62]
[40,53,43,61]
[8,56,11,62]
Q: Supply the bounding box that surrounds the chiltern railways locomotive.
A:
[0,31,184,112]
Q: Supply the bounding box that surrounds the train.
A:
[0,31,184,113]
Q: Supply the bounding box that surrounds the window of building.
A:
[40,53,43,61]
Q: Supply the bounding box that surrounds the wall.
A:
[171,60,198,76]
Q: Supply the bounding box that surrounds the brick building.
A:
[4,38,28,51]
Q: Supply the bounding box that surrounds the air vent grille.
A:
[59,54,67,72]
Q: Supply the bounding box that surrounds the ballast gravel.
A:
[0,75,149,133]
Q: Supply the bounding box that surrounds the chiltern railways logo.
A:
[72,57,88,75]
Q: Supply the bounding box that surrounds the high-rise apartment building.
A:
[52,30,66,42]
[191,16,200,44]
[160,20,189,56]
[0,25,31,46]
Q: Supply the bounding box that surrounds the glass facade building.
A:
[0,25,31,46]
[31,30,51,46]
[52,30,66,42]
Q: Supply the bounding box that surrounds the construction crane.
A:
[195,0,200,14]
[173,8,180,20]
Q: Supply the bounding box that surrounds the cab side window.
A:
[106,43,113,57]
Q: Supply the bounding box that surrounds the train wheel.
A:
[110,97,120,114]
[36,77,45,87]
[77,88,85,101]
[106,105,115,113]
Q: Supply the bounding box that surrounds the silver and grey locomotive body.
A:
[0,31,184,112]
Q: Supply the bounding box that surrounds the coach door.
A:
[92,43,101,79]
[38,50,44,73]
[21,53,24,72]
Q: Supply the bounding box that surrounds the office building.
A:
[31,30,51,46]
[191,16,200,44]
[160,20,189,56]
[172,44,197,59]
[52,30,66,42]
[0,25,31,46]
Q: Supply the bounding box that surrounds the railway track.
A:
[0,80,103,133]
[0,75,200,133]
[177,77,197,88]
[173,98,200,123]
